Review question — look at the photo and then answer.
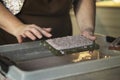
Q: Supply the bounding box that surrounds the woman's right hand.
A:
[14,24,52,43]
[0,3,52,43]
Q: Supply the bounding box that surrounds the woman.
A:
[0,0,96,45]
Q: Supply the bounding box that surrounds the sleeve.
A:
[0,0,25,15]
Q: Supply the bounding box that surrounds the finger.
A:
[30,27,43,39]
[43,28,52,32]
[39,28,52,37]
[32,25,52,38]
[21,33,26,38]
[30,24,52,37]
[17,35,23,43]
[87,35,96,41]
[86,34,96,41]
[24,30,36,40]
[82,31,96,41]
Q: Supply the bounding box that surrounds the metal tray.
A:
[0,34,120,80]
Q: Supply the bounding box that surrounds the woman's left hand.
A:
[81,29,96,41]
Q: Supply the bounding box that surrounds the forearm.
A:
[74,0,96,33]
[0,2,24,35]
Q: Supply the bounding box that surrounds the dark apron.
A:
[0,0,72,45]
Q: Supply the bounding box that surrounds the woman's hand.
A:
[14,24,52,43]
[81,29,96,41]
[81,28,96,53]
[0,3,52,43]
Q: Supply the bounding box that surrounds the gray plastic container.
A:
[0,35,120,80]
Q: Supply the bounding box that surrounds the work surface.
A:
[0,34,120,80]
